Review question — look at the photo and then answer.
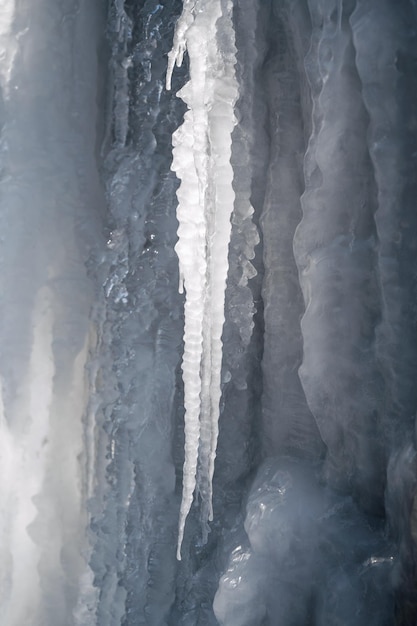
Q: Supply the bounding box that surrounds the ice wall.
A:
[88,3,186,624]
[259,0,325,461]
[216,0,417,623]
[1,0,417,624]
[0,0,104,624]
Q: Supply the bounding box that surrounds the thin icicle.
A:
[167,0,238,560]
[166,0,196,92]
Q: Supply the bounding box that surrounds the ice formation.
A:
[166,0,239,559]
[0,0,417,624]
[0,1,102,623]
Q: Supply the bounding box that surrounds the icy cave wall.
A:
[97,1,417,623]
[0,0,417,625]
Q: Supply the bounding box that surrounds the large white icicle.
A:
[167,0,238,560]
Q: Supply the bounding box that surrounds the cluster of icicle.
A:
[166,0,238,560]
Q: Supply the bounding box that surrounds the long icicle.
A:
[167,0,238,560]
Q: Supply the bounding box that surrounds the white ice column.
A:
[167,0,238,559]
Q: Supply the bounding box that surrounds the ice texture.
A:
[88,2,187,624]
[1,0,417,624]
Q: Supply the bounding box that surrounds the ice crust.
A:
[292,0,386,505]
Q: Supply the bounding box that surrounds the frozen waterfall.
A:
[0,0,417,625]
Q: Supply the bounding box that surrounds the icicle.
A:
[167,0,238,560]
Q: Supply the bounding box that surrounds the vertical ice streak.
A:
[0,289,54,625]
[0,0,17,97]
[167,0,238,559]
[0,0,103,622]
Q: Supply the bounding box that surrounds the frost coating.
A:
[167,0,238,560]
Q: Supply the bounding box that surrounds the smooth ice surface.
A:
[214,459,395,626]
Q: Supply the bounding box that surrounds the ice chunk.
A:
[215,458,395,625]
